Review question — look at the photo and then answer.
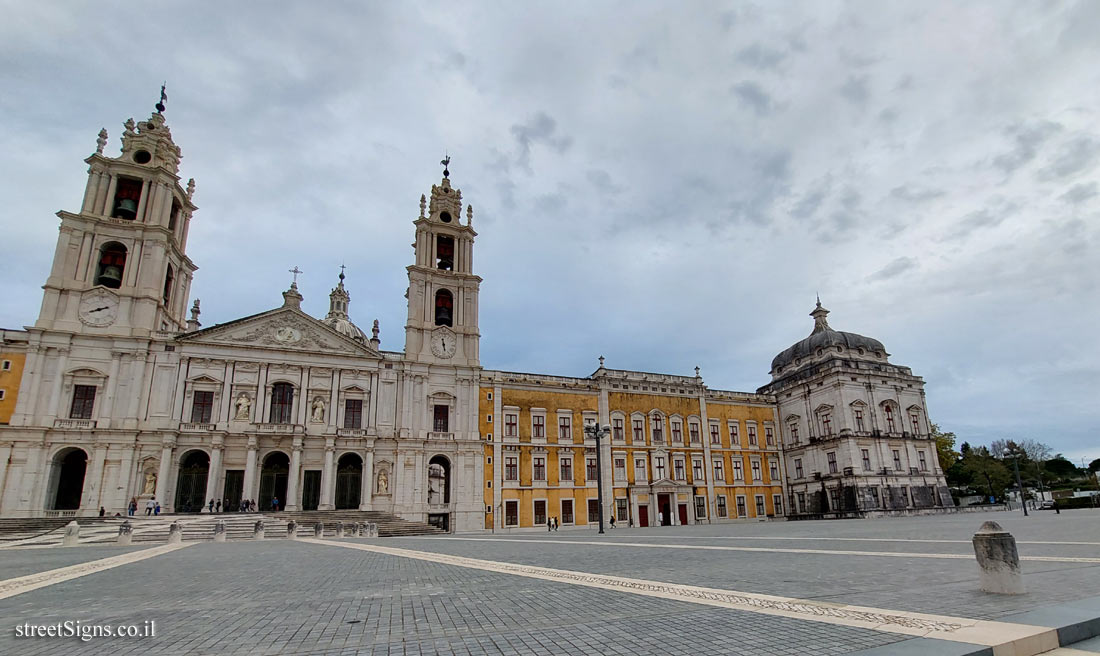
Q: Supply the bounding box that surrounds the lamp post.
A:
[1004,450,1028,517]
[584,422,611,534]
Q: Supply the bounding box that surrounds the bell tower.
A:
[35,88,198,337]
[404,158,481,366]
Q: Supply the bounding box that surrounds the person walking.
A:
[215,499,221,513]
[154,502,161,516]
[547,516,553,532]
[146,497,156,516]
[208,499,215,513]
[271,497,279,512]
[128,498,137,516]
[99,506,105,517]
[609,515,616,529]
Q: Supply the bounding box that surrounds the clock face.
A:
[78,289,119,327]
[430,328,457,359]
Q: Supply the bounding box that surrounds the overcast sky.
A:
[1,2,1097,465]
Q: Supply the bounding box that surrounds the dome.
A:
[770,300,886,373]
[323,316,367,342]
[321,269,367,342]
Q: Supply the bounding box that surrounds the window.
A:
[671,420,682,443]
[794,458,803,478]
[689,422,700,444]
[435,235,454,271]
[772,494,784,516]
[434,289,453,327]
[713,458,725,481]
[828,488,840,510]
[868,486,881,508]
[505,500,519,526]
[827,452,838,474]
[0,390,4,400]
[755,495,766,517]
[433,404,448,432]
[654,456,667,480]
[533,457,546,481]
[820,413,832,436]
[558,416,571,440]
[191,390,214,423]
[709,423,720,445]
[162,264,174,303]
[717,495,728,518]
[747,424,758,446]
[884,405,896,432]
[694,496,707,519]
[729,422,740,446]
[768,460,779,481]
[736,495,747,518]
[634,457,647,481]
[586,457,598,481]
[505,457,518,481]
[910,411,921,434]
[750,460,761,481]
[797,492,806,512]
[70,385,96,419]
[1,360,10,370]
[765,426,775,446]
[612,417,623,441]
[534,500,547,525]
[95,242,127,288]
[344,399,362,429]
[615,498,628,521]
[651,415,664,442]
[561,499,574,524]
[918,451,928,472]
[732,459,743,481]
[632,419,644,443]
[560,457,573,482]
[893,450,902,471]
[168,199,181,231]
[789,422,800,445]
[692,459,704,482]
[532,415,545,439]
[505,413,518,437]
[861,449,871,471]
[111,177,142,220]
[270,383,294,424]
[854,409,865,432]
[613,457,626,481]
[673,459,686,481]
[588,499,599,522]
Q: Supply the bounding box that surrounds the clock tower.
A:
[35,91,197,338]
[404,161,481,366]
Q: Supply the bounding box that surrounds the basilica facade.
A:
[0,103,951,529]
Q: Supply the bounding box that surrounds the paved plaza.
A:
[2,510,1099,655]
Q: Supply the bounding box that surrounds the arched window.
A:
[111,176,143,220]
[95,242,127,288]
[163,264,174,303]
[270,383,294,424]
[434,289,453,327]
[169,198,181,231]
[883,403,897,433]
[436,235,454,271]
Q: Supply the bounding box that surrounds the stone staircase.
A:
[273,510,447,537]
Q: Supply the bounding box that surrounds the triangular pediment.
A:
[178,307,380,358]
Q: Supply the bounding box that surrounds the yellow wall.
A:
[0,351,25,424]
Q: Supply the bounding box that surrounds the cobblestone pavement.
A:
[0,510,1096,655]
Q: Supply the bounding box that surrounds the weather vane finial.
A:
[338,263,346,281]
[156,83,168,113]
[440,153,451,178]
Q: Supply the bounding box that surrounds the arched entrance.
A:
[259,452,289,511]
[175,450,210,513]
[334,453,362,510]
[50,448,88,511]
[427,455,450,505]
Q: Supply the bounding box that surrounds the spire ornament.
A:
[419,194,426,219]
[95,129,107,155]
[155,83,168,114]
[440,154,450,178]
[186,178,196,200]
[810,297,831,334]
[466,204,473,225]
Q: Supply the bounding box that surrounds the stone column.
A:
[99,351,122,428]
[114,444,136,511]
[242,436,258,503]
[47,348,70,419]
[17,345,43,423]
[82,440,109,513]
[172,357,189,422]
[154,436,175,510]
[360,448,374,510]
[0,445,12,511]
[319,439,336,510]
[286,438,303,511]
[203,439,224,510]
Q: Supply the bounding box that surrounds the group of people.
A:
[124,497,162,516]
[120,496,271,515]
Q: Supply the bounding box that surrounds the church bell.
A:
[113,198,138,220]
[97,265,123,288]
[435,306,452,326]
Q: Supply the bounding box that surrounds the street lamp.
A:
[1003,449,1028,517]
[584,422,611,534]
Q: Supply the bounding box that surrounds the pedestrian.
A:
[215,499,221,513]
[250,499,257,512]
[272,496,279,512]
[154,502,161,516]
[146,497,156,516]
[553,517,559,531]
[609,515,616,529]
[547,516,552,532]
[128,497,137,516]
[208,499,215,513]
[99,506,105,517]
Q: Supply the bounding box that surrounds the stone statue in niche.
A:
[234,394,251,420]
[376,469,389,495]
[311,398,326,422]
[142,471,157,495]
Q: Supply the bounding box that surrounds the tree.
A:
[1089,458,1100,473]
[1044,455,1080,479]
[951,445,1012,502]
[931,424,958,472]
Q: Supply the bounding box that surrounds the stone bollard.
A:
[356,522,365,537]
[62,521,80,547]
[313,521,324,538]
[972,521,1024,594]
[368,522,378,538]
[286,520,297,539]
[117,521,132,546]
[336,521,345,537]
[253,519,265,540]
[213,520,226,543]
[167,521,182,545]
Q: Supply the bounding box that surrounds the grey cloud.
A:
[1060,181,1098,205]
[891,185,945,203]
[510,112,572,172]
[732,81,780,116]
[736,43,787,70]
[993,120,1062,174]
[869,256,917,281]
[944,201,1019,240]
[839,75,869,106]
[1038,135,1100,180]
[728,150,792,226]
[585,169,624,195]
[792,187,828,220]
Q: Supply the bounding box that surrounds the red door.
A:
[638,506,649,527]
[678,504,688,525]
